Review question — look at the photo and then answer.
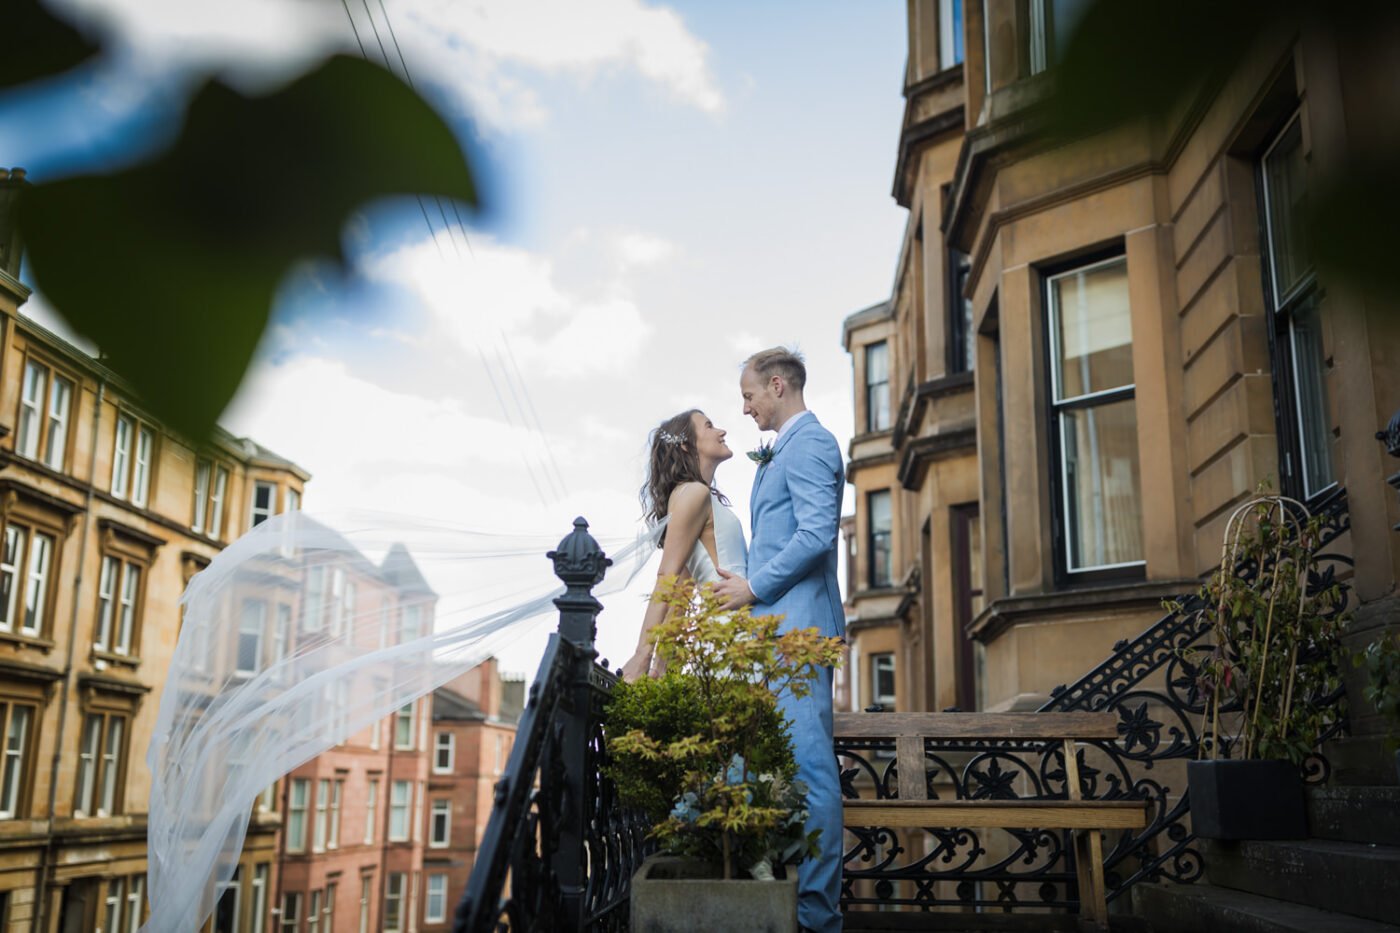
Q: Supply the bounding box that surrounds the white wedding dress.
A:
[685,492,748,585]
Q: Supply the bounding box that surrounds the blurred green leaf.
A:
[1047,0,1272,142]
[17,54,478,441]
[3,0,101,88]
[1309,155,1400,302]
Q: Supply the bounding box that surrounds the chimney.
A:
[0,168,30,279]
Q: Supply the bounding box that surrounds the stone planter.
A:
[630,855,798,933]
[1187,758,1307,840]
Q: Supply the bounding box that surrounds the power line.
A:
[500,334,569,497]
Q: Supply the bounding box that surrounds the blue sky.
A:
[4,0,909,672]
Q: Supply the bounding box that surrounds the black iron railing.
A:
[836,487,1353,913]
[452,518,651,933]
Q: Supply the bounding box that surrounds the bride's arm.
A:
[621,484,710,680]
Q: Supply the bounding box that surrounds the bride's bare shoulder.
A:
[667,482,712,517]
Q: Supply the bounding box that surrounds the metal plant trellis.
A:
[452,518,652,933]
[835,487,1352,913]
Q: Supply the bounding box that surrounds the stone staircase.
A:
[1135,782,1400,932]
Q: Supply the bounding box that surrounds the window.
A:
[1027,0,1092,75]
[947,249,975,374]
[384,873,405,933]
[328,778,342,849]
[303,567,325,633]
[313,778,330,852]
[951,504,986,711]
[939,0,964,67]
[867,491,893,588]
[251,864,269,933]
[340,580,356,638]
[209,465,229,539]
[16,360,74,471]
[1046,255,1145,577]
[430,799,451,847]
[359,875,372,933]
[273,605,291,667]
[74,711,126,817]
[279,893,301,933]
[250,481,276,528]
[192,461,210,533]
[412,780,424,844]
[871,653,896,710]
[865,341,891,432]
[394,702,415,750]
[214,866,240,933]
[389,780,410,841]
[287,488,301,513]
[237,601,266,677]
[0,703,34,818]
[364,777,379,844]
[126,874,146,932]
[308,889,322,933]
[1260,112,1335,501]
[94,550,145,657]
[324,882,336,933]
[425,874,448,924]
[433,732,454,773]
[104,878,123,933]
[1,523,55,638]
[111,416,155,506]
[287,778,309,852]
[402,603,422,641]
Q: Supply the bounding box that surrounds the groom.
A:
[714,346,845,933]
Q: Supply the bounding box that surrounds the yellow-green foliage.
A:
[605,578,845,878]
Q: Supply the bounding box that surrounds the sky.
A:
[3,0,909,676]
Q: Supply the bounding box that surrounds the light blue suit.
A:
[749,411,844,932]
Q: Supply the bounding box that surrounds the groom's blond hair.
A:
[744,346,806,392]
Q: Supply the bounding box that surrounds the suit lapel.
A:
[751,412,815,517]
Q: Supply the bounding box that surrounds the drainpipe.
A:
[33,378,104,933]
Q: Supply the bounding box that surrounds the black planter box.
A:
[1187,759,1307,840]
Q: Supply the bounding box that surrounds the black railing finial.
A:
[548,516,611,646]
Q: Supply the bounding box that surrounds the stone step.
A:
[1135,881,1400,933]
[1307,785,1400,845]
[1321,736,1399,786]
[1204,838,1400,924]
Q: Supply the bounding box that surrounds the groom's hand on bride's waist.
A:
[713,569,755,610]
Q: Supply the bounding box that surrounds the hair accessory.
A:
[658,430,684,446]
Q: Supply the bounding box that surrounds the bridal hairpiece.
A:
[658,430,684,446]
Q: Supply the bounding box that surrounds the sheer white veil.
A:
[140,509,663,933]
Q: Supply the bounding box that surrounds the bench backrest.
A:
[833,712,1117,802]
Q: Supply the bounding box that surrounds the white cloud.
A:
[396,0,725,128]
[615,232,675,268]
[47,0,723,131]
[368,230,652,377]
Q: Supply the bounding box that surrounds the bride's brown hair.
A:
[641,409,729,533]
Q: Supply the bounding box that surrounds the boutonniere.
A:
[747,441,774,466]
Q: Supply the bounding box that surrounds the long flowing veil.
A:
[140,509,663,933]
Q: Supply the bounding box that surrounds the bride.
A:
[621,408,747,681]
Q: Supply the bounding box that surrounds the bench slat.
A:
[895,736,926,801]
[843,800,1149,830]
[834,712,1120,741]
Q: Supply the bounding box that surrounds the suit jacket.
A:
[748,411,846,639]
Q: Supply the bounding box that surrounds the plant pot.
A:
[630,854,798,933]
[1187,758,1307,840]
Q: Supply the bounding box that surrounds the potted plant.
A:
[1356,631,1400,781]
[1178,494,1349,840]
[605,578,844,932]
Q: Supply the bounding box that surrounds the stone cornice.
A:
[897,426,977,491]
[967,579,1199,644]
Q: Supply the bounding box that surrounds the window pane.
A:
[95,556,118,650]
[426,875,447,923]
[939,0,965,66]
[238,601,265,675]
[210,467,228,539]
[0,525,23,631]
[949,250,974,374]
[23,532,52,635]
[1263,117,1311,300]
[44,377,72,469]
[76,714,101,814]
[18,362,45,459]
[101,716,123,814]
[1288,297,1334,496]
[116,563,139,654]
[1,706,30,816]
[1050,258,1133,400]
[132,427,153,507]
[865,342,891,432]
[193,461,210,532]
[1060,398,1145,570]
[112,416,132,498]
[868,490,893,587]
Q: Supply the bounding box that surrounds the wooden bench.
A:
[834,712,1149,932]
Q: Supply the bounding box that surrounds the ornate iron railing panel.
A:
[453,519,651,933]
[838,488,1353,913]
